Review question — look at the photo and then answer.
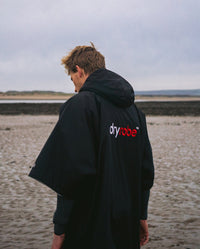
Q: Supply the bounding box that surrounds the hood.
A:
[80,68,135,107]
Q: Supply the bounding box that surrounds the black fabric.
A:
[53,195,74,235]
[80,68,135,107]
[29,68,154,249]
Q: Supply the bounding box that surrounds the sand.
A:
[0,94,73,100]
[0,115,199,249]
[0,94,199,102]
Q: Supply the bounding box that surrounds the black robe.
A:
[29,68,154,249]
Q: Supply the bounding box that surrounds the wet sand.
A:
[0,101,200,116]
[0,115,199,248]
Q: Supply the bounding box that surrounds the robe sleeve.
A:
[28,93,97,199]
[53,195,74,235]
[140,114,154,219]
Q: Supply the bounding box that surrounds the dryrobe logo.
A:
[109,123,139,138]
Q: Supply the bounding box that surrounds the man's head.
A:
[61,43,105,92]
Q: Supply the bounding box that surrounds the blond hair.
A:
[61,42,105,75]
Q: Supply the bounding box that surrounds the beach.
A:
[0,115,200,248]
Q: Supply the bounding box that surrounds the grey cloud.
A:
[0,0,199,91]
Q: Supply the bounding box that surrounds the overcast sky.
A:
[0,0,199,92]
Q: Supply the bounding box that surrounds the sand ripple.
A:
[0,115,199,248]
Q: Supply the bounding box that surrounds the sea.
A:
[0,99,151,104]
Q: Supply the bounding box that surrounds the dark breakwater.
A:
[0,101,199,116]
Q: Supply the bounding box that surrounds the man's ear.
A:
[76,65,84,77]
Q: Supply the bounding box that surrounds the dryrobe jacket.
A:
[29,68,154,249]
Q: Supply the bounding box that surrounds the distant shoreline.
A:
[0,94,199,102]
[1,92,199,116]
[0,94,74,100]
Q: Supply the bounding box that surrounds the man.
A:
[29,43,154,249]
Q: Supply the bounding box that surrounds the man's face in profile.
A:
[70,65,89,92]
